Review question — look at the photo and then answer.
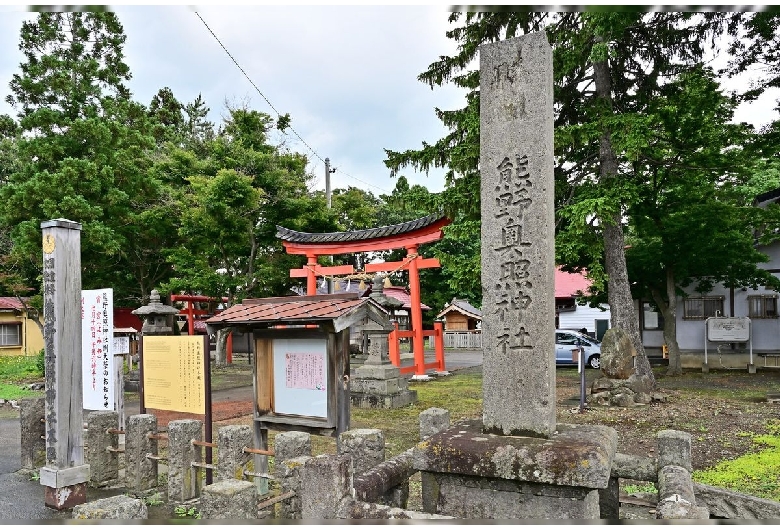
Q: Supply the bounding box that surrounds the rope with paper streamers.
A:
[303,253,420,291]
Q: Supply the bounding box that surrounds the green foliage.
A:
[693,420,780,502]
[35,349,44,375]
[622,483,658,495]
[0,355,43,380]
[142,492,164,506]
[174,505,201,519]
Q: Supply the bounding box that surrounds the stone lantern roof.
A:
[132,289,179,335]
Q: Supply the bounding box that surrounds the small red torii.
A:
[277,213,451,377]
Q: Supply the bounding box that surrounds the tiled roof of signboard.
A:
[206,293,368,325]
[276,213,445,244]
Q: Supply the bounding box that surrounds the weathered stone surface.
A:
[338,428,385,476]
[72,495,147,519]
[125,414,158,493]
[611,392,636,408]
[167,419,202,502]
[337,500,455,520]
[19,397,46,472]
[299,454,351,519]
[274,431,311,463]
[350,390,417,409]
[419,407,450,440]
[277,456,311,519]
[86,410,119,486]
[694,481,780,519]
[657,430,692,471]
[657,464,708,519]
[600,327,636,379]
[480,31,556,437]
[353,448,413,506]
[200,478,257,519]
[216,424,252,482]
[413,419,617,489]
[610,453,657,481]
[430,473,601,519]
[599,477,620,519]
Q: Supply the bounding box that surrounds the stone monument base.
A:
[412,420,618,519]
[350,364,417,409]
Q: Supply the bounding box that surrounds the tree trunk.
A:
[215,328,231,366]
[593,37,655,384]
[652,268,683,376]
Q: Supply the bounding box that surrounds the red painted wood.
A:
[364,257,440,272]
[289,264,355,278]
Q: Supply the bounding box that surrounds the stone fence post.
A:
[125,414,158,493]
[19,397,46,473]
[656,430,709,519]
[275,431,312,519]
[167,419,202,502]
[216,425,252,482]
[86,410,119,487]
[299,454,351,519]
[338,428,384,475]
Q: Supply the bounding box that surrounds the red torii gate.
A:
[277,213,451,377]
[170,294,233,362]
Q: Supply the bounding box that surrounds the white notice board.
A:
[273,338,328,418]
[707,317,750,342]
[82,288,114,411]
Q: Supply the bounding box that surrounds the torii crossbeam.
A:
[277,213,451,377]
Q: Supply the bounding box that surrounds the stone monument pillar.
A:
[479,31,556,438]
[412,34,618,519]
[39,219,90,510]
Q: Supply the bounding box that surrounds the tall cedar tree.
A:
[383,11,780,376]
[0,12,159,304]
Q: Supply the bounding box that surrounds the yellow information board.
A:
[142,336,205,414]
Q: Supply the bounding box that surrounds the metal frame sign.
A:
[706,317,751,342]
[82,288,113,410]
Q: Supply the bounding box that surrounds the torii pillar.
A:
[278,214,451,377]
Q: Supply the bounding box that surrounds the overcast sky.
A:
[1,5,778,199]
[0,3,467,196]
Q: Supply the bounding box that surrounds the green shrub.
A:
[35,349,45,376]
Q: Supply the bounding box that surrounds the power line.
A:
[194,11,391,196]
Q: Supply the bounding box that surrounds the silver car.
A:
[555,329,601,369]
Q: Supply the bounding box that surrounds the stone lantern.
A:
[132,289,179,336]
[350,273,417,408]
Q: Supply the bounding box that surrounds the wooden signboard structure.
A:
[276,213,450,378]
[206,293,393,492]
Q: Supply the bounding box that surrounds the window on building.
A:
[683,296,725,320]
[642,302,664,330]
[0,323,21,346]
[748,294,778,319]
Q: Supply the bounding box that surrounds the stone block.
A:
[274,431,311,462]
[354,364,400,380]
[413,420,617,490]
[200,478,257,519]
[656,430,692,471]
[350,377,407,395]
[72,495,147,519]
[19,397,46,472]
[277,456,311,519]
[167,419,202,502]
[338,428,385,475]
[300,454,351,519]
[419,407,450,440]
[600,327,637,379]
[86,410,119,486]
[216,424,252,482]
[125,414,158,493]
[350,389,417,409]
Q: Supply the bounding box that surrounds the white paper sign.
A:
[113,335,130,355]
[82,288,114,410]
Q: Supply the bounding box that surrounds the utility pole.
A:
[325,158,336,293]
